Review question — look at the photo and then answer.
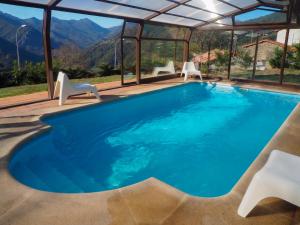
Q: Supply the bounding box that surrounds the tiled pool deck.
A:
[0,78,300,225]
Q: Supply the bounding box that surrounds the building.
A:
[277,29,300,45]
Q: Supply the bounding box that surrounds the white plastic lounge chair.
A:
[152,61,175,77]
[238,150,300,217]
[181,62,203,81]
[54,72,100,106]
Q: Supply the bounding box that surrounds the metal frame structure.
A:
[0,0,299,104]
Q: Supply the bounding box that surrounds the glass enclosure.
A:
[0,4,47,106]
[283,29,300,85]
[51,11,123,89]
[123,38,137,84]
[253,30,283,82]
[230,31,256,80]
[208,31,231,79]
[190,30,210,77]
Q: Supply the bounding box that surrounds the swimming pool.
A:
[9,83,300,197]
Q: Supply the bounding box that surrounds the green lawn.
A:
[230,69,300,84]
[0,75,121,98]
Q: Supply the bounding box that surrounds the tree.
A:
[237,48,252,69]
[215,50,229,71]
[98,63,114,76]
[269,47,294,69]
[290,43,300,69]
[53,44,86,69]
[269,47,283,68]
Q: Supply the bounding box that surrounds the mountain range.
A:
[0,11,121,68]
[0,10,289,70]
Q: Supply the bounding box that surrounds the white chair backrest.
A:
[185,62,197,71]
[57,72,73,91]
[167,61,174,68]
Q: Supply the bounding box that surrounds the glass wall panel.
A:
[141,40,179,79]
[51,11,123,89]
[208,31,231,79]
[124,22,138,37]
[254,30,283,82]
[175,41,184,71]
[230,31,255,80]
[0,4,47,107]
[142,24,189,40]
[191,30,231,79]
[283,29,300,85]
[190,30,210,76]
[123,38,136,83]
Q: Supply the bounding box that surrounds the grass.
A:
[0,75,121,98]
[231,69,300,83]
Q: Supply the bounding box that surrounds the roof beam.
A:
[0,0,46,8]
[48,0,63,8]
[259,0,289,7]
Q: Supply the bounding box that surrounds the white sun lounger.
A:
[54,71,100,106]
[152,61,175,77]
[181,62,202,81]
[238,150,300,217]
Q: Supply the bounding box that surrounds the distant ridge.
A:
[0,11,121,67]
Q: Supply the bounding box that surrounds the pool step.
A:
[26,156,84,193]
[47,159,102,192]
[12,162,50,190]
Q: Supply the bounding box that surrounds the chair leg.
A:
[92,87,101,100]
[59,94,69,106]
[58,87,69,106]
[54,81,60,98]
[238,177,270,217]
[184,73,188,82]
[199,74,203,81]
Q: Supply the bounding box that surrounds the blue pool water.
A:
[9,83,300,196]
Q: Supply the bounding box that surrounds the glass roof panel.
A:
[15,0,49,4]
[168,5,219,21]
[186,0,238,15]
[235,9,287,24]
[151,14,202,26]
[58,0,153,19]
[216,17,232,25]
[108,0,173,11]
[223,0,259,8]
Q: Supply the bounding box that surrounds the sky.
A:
[0,3,123,28]
[235,9,274,21]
